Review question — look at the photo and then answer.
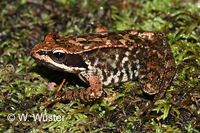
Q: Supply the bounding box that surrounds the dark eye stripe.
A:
[37,50,48,55]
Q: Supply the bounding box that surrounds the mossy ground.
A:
[0,0,200,132]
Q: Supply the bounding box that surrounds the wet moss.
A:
[0,0,200,132]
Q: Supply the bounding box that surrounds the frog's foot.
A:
[139,94,159,115]
[47,76,103,104]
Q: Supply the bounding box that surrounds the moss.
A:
[0,0,200,132]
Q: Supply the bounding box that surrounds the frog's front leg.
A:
[48,72,103,104]
[78,73,103,102]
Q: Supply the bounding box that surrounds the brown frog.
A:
[30,30,176,114]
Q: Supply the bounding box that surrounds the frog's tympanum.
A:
[30,30,176,114]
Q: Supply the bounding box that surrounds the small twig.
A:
[54,79,66,98]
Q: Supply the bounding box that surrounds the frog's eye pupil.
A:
[54,52,64,59]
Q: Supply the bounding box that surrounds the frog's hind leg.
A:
[138,45,166,114]
[138,42,176,115]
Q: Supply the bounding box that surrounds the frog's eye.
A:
[54,52,64,59]
[52,49,67,63]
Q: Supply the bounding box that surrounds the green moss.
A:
[0,0,200,132]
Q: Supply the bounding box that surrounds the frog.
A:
[30,30,176,114]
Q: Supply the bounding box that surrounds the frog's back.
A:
[77,31,162,87]
[40,30,160,53]
[78,30,175,94]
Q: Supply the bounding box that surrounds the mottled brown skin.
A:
[30,30,176,114]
